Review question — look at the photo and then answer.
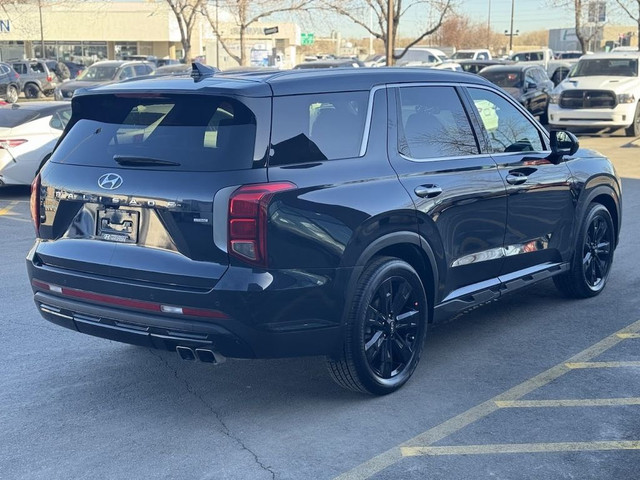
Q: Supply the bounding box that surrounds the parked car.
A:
[479,63,554,122]
[28,66,621,395]
[10,59,59,98]
[452,49,492,61]
[548,51,640,136]
[0,102,71,186]
[363,54,386,67]
[395,47,448,66]
[46,59,85,80]
[458,59,513,74]
[0,62,20,103]
[53,60,155,100]
[293,59,364,69]
[509,48,572,85]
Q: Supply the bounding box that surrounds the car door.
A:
[521,67,546,116]
[464,86,576,280]
[388,84,508,308]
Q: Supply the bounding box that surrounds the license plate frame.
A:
[96,208,139,244]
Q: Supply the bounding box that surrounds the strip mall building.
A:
[0,1,300,69]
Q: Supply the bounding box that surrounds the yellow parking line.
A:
[617,333,640,339]
[402,441,640,457]
[495,398,640,408]
[566,361,640,369]
[0,201,19,216]
[333,317,640,480]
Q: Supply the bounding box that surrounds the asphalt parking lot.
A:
[1,133,640,479]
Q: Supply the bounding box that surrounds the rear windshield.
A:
[570,58,638,77]
[77,65,118,81]
[52,94,259,172]
[0,109,41,128]
[480,70,522,88]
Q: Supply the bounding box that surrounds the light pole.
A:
[504,0,518,53]
[487,0,491,50]
[386,0,394,66]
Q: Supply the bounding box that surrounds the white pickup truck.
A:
[548,51,640,137]
[510,48,572,85]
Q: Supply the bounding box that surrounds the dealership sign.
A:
[0,20,9,33]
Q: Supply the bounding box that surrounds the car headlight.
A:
[549,93,560,104]
[617,93,635,104]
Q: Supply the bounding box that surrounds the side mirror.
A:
[526,82,537,91]
[549,129,579,162]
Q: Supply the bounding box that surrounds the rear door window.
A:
[270,91,369,165]
[52,94,260,172]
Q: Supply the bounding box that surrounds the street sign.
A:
[264,26,279,35]
[301,33,315,46]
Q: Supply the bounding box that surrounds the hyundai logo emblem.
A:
[98,173,123,190]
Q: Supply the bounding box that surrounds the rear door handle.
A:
[505,173,528,185]
[414,185,443,198]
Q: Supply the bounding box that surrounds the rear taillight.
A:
[30,173,41,236]
[0,139,27,149]
[228,182,296,267]
[47,76,52,82]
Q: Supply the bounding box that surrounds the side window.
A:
[12,64,25,75]
[524,70,536,86]
[397,86,479,159]
[468,88,545,153]
[270,91,369,165]
[133,64,149,76]
[119,66,135,80]
[49,108,72,130]
[31,62,45,74]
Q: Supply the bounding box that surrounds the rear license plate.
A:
[96,208,139,243]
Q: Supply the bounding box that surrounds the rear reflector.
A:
[31,279,230,320]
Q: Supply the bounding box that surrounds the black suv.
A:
[27,66,621,395]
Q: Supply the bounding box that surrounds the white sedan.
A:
[0,101,71,186]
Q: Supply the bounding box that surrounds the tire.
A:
[624,103,640,137]
[5,85,18,104]
[539,106,549,125]
[554,203,615,298]
[24,83,41,99]
[327,256,428,395]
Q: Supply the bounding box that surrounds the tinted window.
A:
[133,64,151,76]
[270,91,368,165]
[49,108,72,130]
[78,65,118,81]
[480,69,522,88]
[468,88,544,153]
[397,86,478,159]
[570,58,638,77]
[52,94,258,172]
[12,64,26,75]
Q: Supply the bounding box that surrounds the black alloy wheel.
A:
[554,203,615,298]
[327,257,428,395]
[24,83,41,99]
[363,276,421,379]
[581,210,613,290]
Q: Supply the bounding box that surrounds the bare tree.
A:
[202,0,313,66]
[549,0,603,53]
[614,0,640,50]
[165,0,207,62]
[319,0,452,65]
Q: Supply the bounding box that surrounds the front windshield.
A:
[480,70,522,88]
[76,65,118,82]
[453,52,475,59]
[570,58,638,77]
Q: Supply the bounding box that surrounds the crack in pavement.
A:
[148,350,276,480]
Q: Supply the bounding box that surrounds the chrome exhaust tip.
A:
[195,348,226,364]
[176,346,196,361]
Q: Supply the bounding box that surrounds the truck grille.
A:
[559,90,616,109]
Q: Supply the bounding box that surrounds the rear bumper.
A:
[27,249,352,359]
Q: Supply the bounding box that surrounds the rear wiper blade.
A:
[113,155,181,167]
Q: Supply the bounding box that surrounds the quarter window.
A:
[270,91,369,165]
[467,88,545,154]
[397,86,479,159]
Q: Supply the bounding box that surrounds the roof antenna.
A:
[191,62,219,81]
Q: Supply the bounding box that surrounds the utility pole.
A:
[386,0,394,66]
[508,0,515,52]
[487,0,491,50]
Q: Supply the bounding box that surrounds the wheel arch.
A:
[350,232,438,324]
[576,183,621,248]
